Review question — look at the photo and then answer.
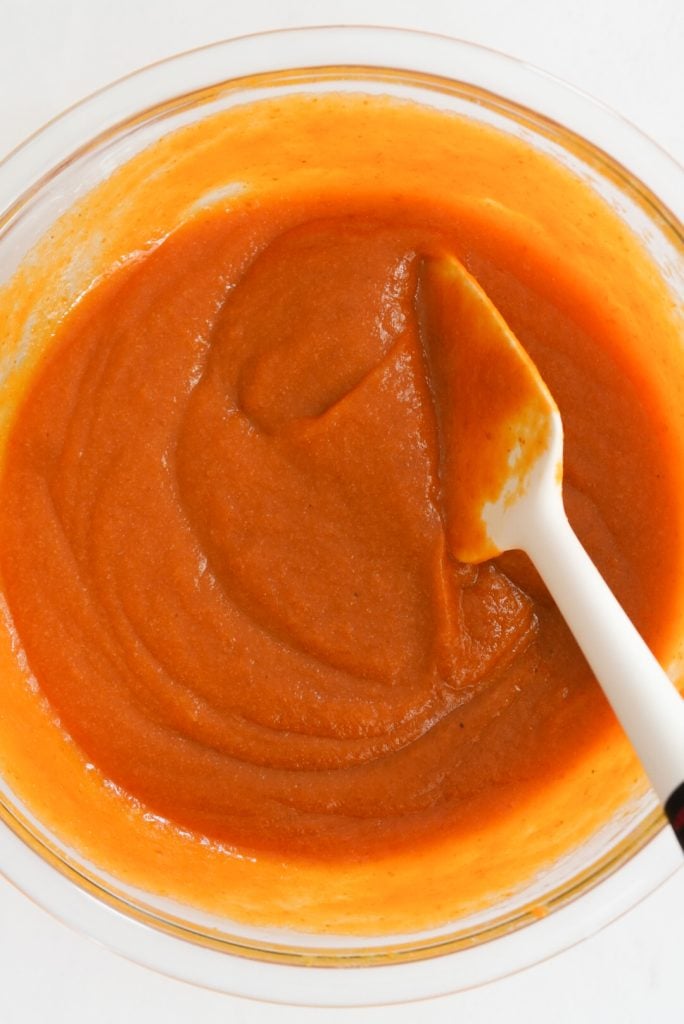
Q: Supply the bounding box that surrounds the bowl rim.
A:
[1,23,682,228]
[0,23,682,1007]
[1,812,680,1007]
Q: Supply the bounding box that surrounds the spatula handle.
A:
[665,784,684,850]
[522,495,684,852]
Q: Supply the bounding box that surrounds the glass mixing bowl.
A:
[0,25,682,1007]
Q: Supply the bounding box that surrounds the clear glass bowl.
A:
[0,25,682,1007]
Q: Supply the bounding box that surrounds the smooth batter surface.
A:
[0,89,682,932]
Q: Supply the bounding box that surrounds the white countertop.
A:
[1,1,682,1021]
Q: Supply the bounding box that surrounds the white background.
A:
[0,1,682,1021]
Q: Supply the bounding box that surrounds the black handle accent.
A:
[665,782,684,852]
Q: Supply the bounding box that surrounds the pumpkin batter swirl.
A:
[0,194,678,861]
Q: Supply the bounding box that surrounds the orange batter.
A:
[0,88,682,933]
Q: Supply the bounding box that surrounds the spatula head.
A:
[418,254,563,562]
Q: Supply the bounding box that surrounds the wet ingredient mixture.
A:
[0,91,681,931]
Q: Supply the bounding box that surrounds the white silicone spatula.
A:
[420,254,684,850]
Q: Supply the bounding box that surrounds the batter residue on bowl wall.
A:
[0,91,682,934]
